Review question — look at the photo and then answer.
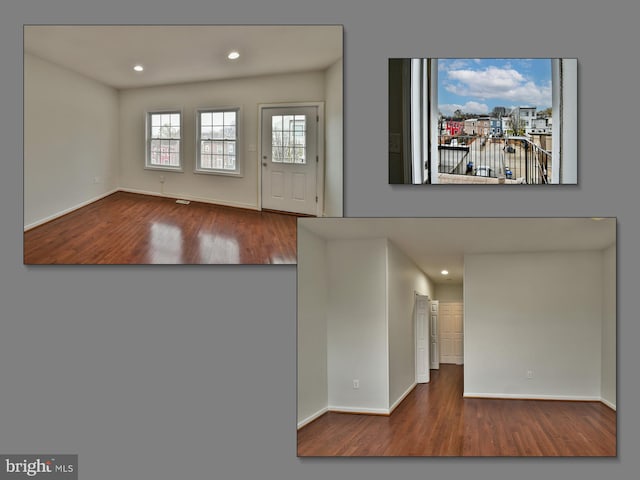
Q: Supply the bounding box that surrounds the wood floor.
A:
[297,365,616,456]
[24,192,298,264]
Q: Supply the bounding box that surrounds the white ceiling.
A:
[299,218,617,284]
[24,25,343,89]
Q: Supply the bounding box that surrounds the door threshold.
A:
[261,208,316,217]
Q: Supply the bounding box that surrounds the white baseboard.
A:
[463,392,601,402]
[600,397,616,411]
[118,187,260,211]
[328,405,390,415]
[297,407,329,430]
[24,189,119,231]
[389,383,416,414]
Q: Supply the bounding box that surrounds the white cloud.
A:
[439,59,470,72]
[444,66,551,107]
[440,101,489,116]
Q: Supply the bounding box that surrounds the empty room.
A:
[297,217,616,456]
[23,25,343,264]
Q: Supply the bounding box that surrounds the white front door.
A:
[429,300,440,370]
[439,302,464,364]
[415,294,430,383]
[261,106,318,215]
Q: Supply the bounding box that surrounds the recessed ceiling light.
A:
[227,51,240,60]
[441,270,449,275]
[133,65,144,72]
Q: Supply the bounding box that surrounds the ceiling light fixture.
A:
[441,270,449,275]
[133,65,144,72]
[227,51,240,60]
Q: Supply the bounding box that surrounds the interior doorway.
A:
[439,302,464,364]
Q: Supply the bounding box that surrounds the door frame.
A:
[414,292,430,384]
[258,102,325,216]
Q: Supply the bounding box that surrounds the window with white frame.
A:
[146,111,182,170]
[398,58,576,184]
[196,108,240,175]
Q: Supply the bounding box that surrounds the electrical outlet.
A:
[353,379,359,389]
[159,175,165,183]
[526,370,534,379]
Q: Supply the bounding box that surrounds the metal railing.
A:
[438,135,550,184]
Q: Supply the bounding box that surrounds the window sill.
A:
[144,165,184,173]
[194,169,243,178]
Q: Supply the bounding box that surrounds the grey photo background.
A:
[1,0,637,479]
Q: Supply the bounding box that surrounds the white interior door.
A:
[429,300,440,370]
[439,302,464,364]
[415,294,430,383]
[261,106,318,215]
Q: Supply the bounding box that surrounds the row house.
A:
[463,118,477,135]
[477,117,491,136]
[445,119,463,136]
[490,117,502,136]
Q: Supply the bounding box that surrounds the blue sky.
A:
[437,58,552,116]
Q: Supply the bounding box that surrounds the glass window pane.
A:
[201,140,211,154]
[152,126,161,138]
[212,141,224,154]
[201,153,211,169]
[212,126,224,139]
[224,111,236,125]
[283,147,292,163]
[201,126,212,140]
[213,112,224,125]
[170,126,180,138]
[272,146,283,163]
[294,131,305,146]
[212,155,224,169]
[224,155,235,169]
[283,115,294,131]
[151,114,161,126]
[201,112,213,126]
[224,142,235,155]
[161,114,171,126]
[170,140,180,153]
[272,132,282,147]
[169,153,179,166]
[295,147,306,164]
[294,115,306,125]
[272,115,282,131]
[284,131,294,148]
[171,114,180,126]
[224,126,236,140]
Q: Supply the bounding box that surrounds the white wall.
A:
[327,238,389,412]
[464,251,603,400]
[601,243,616,408]
[297,226,329,427]
[323,60,343,217]
[24,53,119,228]
[386,240,433,408]
[435,283,463,302]
[118,71,325,211]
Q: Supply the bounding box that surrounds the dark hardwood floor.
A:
[24,192,298,264]
[297,365,616,456]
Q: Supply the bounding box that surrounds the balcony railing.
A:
[438,135,550,184]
